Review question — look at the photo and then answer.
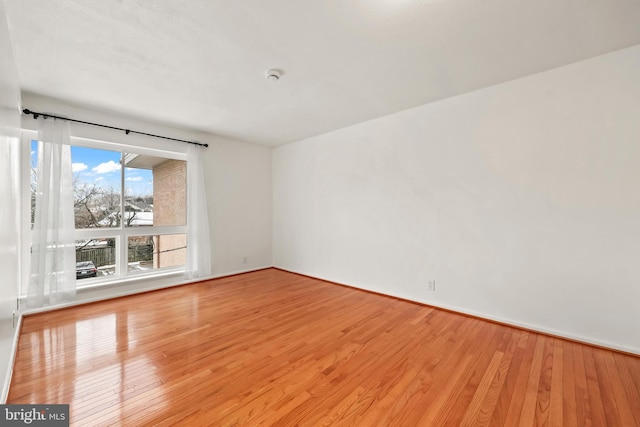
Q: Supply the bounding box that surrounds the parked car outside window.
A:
[76,261,97,279]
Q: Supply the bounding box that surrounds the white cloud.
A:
[72,163,88,173]
[95,177,104,182]
[92,160,121,174]
[125,176,143,182]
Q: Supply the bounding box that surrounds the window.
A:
[28,134,187,286]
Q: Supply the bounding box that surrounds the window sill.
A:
[19,269,187,314]
[75,268,185,293]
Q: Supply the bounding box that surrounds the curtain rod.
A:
[22,108,208,148]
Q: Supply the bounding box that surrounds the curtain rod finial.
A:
[23,108,39,119]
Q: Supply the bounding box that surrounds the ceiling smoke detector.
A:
[265,69,282,81]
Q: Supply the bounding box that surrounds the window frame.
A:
[22,129,188,291]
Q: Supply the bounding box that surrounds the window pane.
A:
[72,146,122,229]
[128,234,186,274]
[124,154,186,227]
[27,136,189,292]
[31,143,123,229]
[75,238,117,278]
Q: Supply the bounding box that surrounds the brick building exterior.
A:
[152,159,187,269]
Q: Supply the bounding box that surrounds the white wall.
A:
[273,44,640,354]
[0,0,22,402]
[21,92,272,302]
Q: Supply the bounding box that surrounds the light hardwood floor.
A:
[8,268,640,426]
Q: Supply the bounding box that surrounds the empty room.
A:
[1,0,639,425]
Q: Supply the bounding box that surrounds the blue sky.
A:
[32,141,153,197]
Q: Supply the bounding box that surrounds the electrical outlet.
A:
[243,257,248,264]
[427,280,436,291]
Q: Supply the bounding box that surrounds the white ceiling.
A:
[5,0,640,147]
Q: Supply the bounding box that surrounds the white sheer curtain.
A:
[28,119,76,307]
[185,144,212,279]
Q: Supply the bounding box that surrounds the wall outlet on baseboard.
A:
[243,257,248,264]
[427,280,436,291]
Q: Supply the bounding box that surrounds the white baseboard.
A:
[1,313,22,403]
[274,266,640,356]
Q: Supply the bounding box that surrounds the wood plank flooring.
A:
[8,268,640,426]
